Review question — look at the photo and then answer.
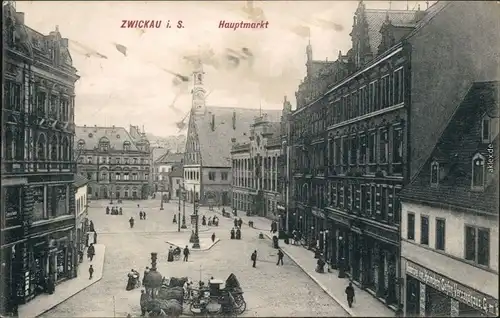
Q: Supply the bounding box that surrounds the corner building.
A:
[75,125,151,200]
[1,4,79,314]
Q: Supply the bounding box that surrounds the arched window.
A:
[99,137,110,152]
[50,135,58,161]
[36,134,47,160]
[62,137,70,161]
[77,139,85,150]
[87,186,92,195]
[430,161,439,187]
[472,153,485,190]
[123,141,131,151]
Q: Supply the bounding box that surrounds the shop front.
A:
[404,261,498,317]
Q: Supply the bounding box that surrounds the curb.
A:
[165,238,220,252]
[31,245,107,318]
[262,234,354,317]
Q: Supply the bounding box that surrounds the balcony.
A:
[3,160,75,174]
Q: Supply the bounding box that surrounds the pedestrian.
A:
[183,245,190,262]
[140,289,149,316]
[211,233,216,242]
[251,250,257,268]
[143,211,147,220]
[89,220,95,232]
[238,218,243,228]
[234,218,238,228]
[143,266,150,287]
[276,249,284,266]
[94,231,97,244]
[87,243,95,261]
[139,211,143,220]
[345,282,355,308]
[129,217,135,228]
[89,265,94,279]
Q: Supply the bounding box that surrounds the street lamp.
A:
[338,235,346,278]
[160,183,164,211]
[181,184,187,229]
[178,186,181,232]
[192,184,200,248]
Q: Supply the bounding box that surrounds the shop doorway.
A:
[406,276,420,316]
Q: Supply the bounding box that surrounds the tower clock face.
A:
[194,90,204,100]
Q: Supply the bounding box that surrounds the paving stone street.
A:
[41,199,348,317]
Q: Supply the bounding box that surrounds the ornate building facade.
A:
[289,1,500,312]
[1,4,79,314]
[231,111,283,219]
[75,125,151,200]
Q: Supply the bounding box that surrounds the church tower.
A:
[192,59,206,114]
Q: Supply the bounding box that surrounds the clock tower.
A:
[192,59,206,114]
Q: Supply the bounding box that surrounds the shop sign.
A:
[406,261,499,316]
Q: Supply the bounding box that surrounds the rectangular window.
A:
[394,68,404,104]
[359,134,367,165]
[392,126,403,174]
[209,172,216,180]
[349,135,357,166]
[352,91,358,118]
[369,82,376,113]
[435,218,446,251]
[379,129,389,164]
[87,157,92,164]
[359,86,366,116]
[221,172,228,181]
[342,137,349,173]
[388,73,394,106]
[334,138,341,170]
[482,119,490,142]
[465,226,490,266]
[368,132,376,173]
[36,91,46,116]
[407,213,415,240]
[124,173,129,181]
[420,215,429,245]
[374,81,380,111]
[115,173,121,180]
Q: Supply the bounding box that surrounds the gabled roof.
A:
[400,81,499,215]
[151,147,169,162]
[74,174,89,188]
[168,165,183,178]
[75,126,143,152]
[364,9,421,56]
[194,107,282,167]
[157,152,184,164]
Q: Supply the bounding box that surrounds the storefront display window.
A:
[56,250,66,281]
[4,186,22,227]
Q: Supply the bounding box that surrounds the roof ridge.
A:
[365,9,419,13]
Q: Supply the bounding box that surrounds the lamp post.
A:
[192,184,200,248]
[310,226,315,249]
[160,183,164,211]
[181,184,187,229]
[324,230,329,261]
[338,235,346,278]
[178,186,181,232]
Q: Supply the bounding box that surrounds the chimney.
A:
[60,38,68,47]
[232,111,236,130]
[211,114,215,131]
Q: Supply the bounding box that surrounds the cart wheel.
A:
[234,299,246,315]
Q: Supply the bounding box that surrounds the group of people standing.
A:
[106,206,122,215]
[202,215,219,226]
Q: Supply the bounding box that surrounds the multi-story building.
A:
[288,1,499,312]
[74,174,89,261]
[1,4,79,314]
[154,151,184,197]
[231,105,287,220]
[150,147,169,193]
[169,165,184,200]
[75,125,151,200]
[183,59,281,205]
[399,81,499,317]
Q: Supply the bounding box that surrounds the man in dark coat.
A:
[87,243,95,261]
[143,211,147,220]
[234,218,238,228]
[89,220,95,232]
[276,249,284,266]
[238,218,243,228]
[211,233,216,242]
[139,211,143,220]
[129,217,135,228]
[251,250,257,268]
[183,245,190,262]
[345,282,355,308]
[89,265,94,279]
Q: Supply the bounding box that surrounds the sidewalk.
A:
[218,213,395,317]
[18,244,106,318]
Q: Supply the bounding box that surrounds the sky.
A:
[16,0,431,136]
